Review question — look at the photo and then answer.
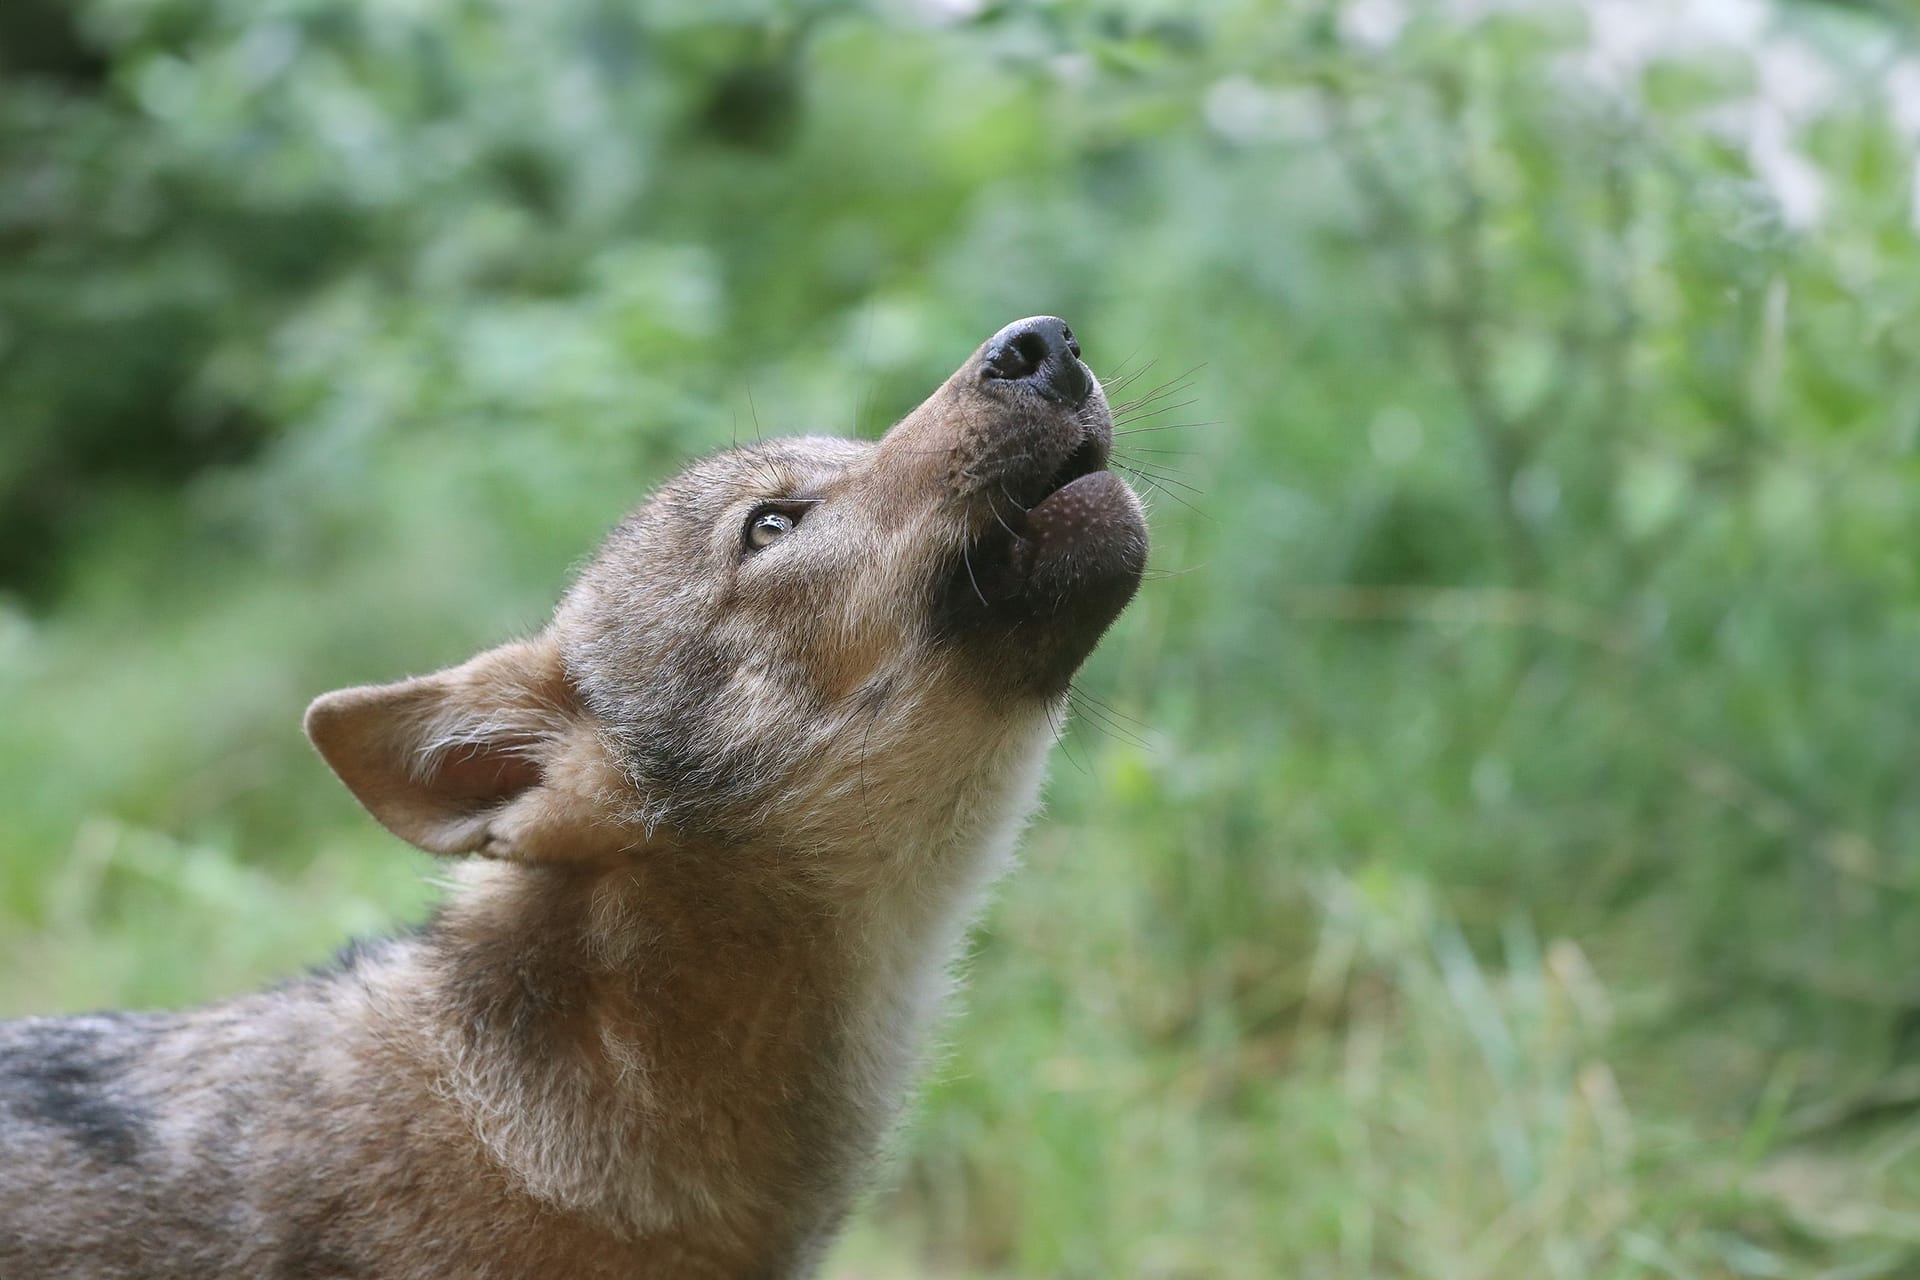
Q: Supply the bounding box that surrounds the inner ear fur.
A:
[305,635,637,862]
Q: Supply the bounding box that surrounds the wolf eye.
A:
[745,507,798,551]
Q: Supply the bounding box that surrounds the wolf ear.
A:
[304,636,635,861]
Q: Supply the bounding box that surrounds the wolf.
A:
[0,316,1147,1278]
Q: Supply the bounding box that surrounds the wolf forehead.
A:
[558,436,902,633]
[554,437,926,713]
[635,436,878,528]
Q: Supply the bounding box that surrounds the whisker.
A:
[1115,463,1207,498]
[961,541,989,608]
[1098,344,1147,385]
[1045,700,1088,775]
[1110,363,1204,415]
[1115,420,1221,437]
[1101,356,1158,399]
[1111,387,1194,421]
[985,489,1022,541]
[1069,684,1154,731]
[1111,360,1199,400]
[1114,398,1201,427]
[1067,690,1152,740]
[1110,387,1192,421]
[1115,465,1213,519]
[1068,710,1151,753]
[1066,694,1153,752]
[1111,453,1197,476]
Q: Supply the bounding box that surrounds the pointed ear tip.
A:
[303,686,372,756]
[304,690,341,737]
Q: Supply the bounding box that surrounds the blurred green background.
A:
[4,0,1919,1274]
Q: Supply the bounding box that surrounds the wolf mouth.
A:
[1029,430,1110,515]
[965,409,1137,602]
[909,314,1146,693]
[993,417,1116,538]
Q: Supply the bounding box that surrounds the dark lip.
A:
[1028,429,1110,513]
[992,388,1116,513]
[983,420,1121,564]
[959,354,1120,572]
[990,425,1113,542]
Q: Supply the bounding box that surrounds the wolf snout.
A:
[980,315,1093,408]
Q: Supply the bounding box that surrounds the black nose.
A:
[982,315,1091,406]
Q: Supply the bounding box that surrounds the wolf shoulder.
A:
[0,982,396,1278]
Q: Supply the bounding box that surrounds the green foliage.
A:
[4,0,1920,1274]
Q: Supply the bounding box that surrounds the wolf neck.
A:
[404,728,1053,1240]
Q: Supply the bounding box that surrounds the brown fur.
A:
[0,318,1146,1278]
